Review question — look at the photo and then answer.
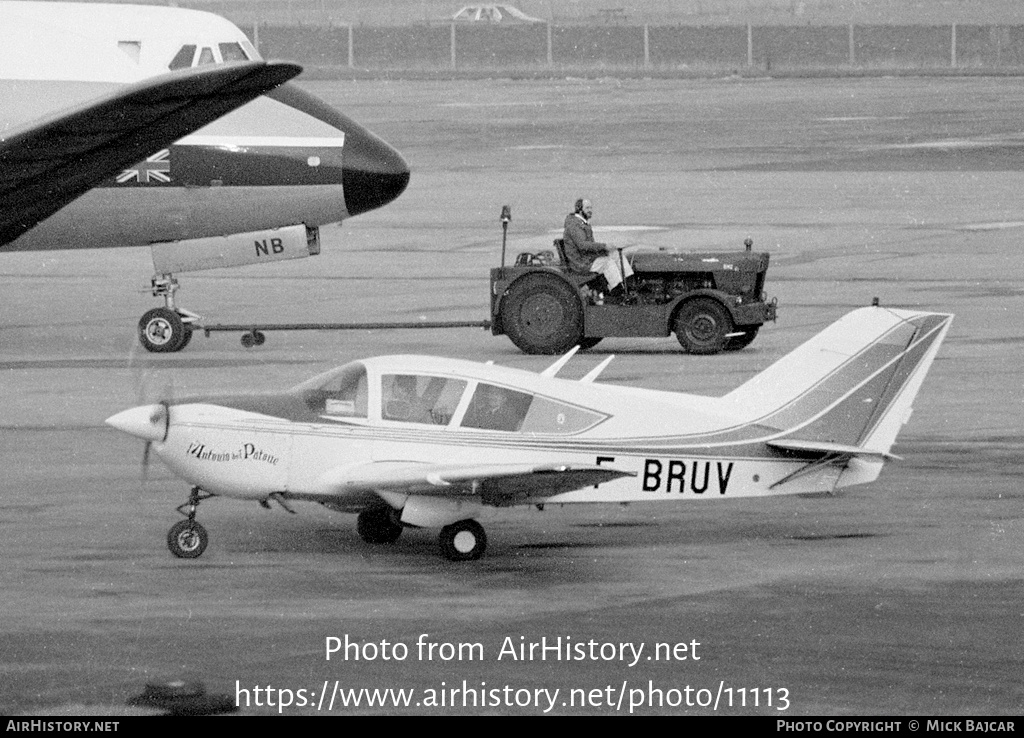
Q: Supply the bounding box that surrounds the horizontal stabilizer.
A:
[767,438,901,461]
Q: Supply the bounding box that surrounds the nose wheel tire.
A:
[139,308,191,353]
[438,519,487,561]
[167,520,208,558]
[674,297,733,355]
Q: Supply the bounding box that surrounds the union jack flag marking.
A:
[117,149,171,184]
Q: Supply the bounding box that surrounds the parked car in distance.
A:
[452,4,545,23]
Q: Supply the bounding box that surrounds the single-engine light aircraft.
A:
[107,305,952,561]
[0,2,409,353]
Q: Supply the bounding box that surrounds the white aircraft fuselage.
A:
[107,306,954,561]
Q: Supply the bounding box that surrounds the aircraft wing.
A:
[306,461,636,506]
[0,60,301,247]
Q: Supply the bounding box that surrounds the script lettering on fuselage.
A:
[641,459,734,496]
[186,441,280,466]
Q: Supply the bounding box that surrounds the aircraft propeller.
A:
[123,338,176,487]
[140,400,171,483]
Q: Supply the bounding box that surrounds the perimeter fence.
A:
[253,23,1024,74]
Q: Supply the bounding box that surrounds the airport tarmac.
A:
[0,76,1021,715]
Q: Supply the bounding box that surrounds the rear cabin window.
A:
[381,374,467,426]
[169,44,196,70]
[461,384,607,434]
[519,396,607,434]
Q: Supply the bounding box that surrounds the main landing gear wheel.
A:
[501,273,584,354]
[167,519,208,559]
[139,307,192,353]
[674,297,733,355]
[438,519,487,562]
[356,507,403,544]
[725,326,759,351]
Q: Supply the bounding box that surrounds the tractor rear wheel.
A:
[674,297,733,355]
[501,273,584,354]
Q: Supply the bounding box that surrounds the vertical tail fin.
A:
[723,306,953,461]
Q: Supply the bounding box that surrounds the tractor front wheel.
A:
[674,298,733,355]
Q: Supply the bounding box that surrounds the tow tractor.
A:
[489,206,777,355]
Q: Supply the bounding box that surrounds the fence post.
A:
[747,23,753,67]
[451,23,457,69]
[951,23,957,68]
[643,24,650,68]
[348,24,354,68]
[848,24,855,65]
[253,21,260,54]
[547,22,553,67]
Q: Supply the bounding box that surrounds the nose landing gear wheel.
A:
[167,519,208,558]
[139,307,191,353]
[438,519,487,561]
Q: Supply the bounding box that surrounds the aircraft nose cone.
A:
[341,128,410,217]
[266,84,410,218]
[105,404,168,442]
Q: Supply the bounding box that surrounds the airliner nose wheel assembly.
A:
[139,274,200,353]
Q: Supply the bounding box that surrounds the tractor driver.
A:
[562,198,634,296]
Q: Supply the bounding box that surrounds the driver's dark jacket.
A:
[561,213,608,273]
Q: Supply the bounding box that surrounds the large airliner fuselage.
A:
[0,2,410,352]
[0,81,408,250]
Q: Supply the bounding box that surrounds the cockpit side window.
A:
[197,47,216,65]
[461,384,533,432]
[219,42,249,62]
[169,44,196,70]
[298,364,368,418]
[117,41,141,64]
[382,374,466,425]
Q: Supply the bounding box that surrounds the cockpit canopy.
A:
[294,361,607,435]
[168,41,252,70]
